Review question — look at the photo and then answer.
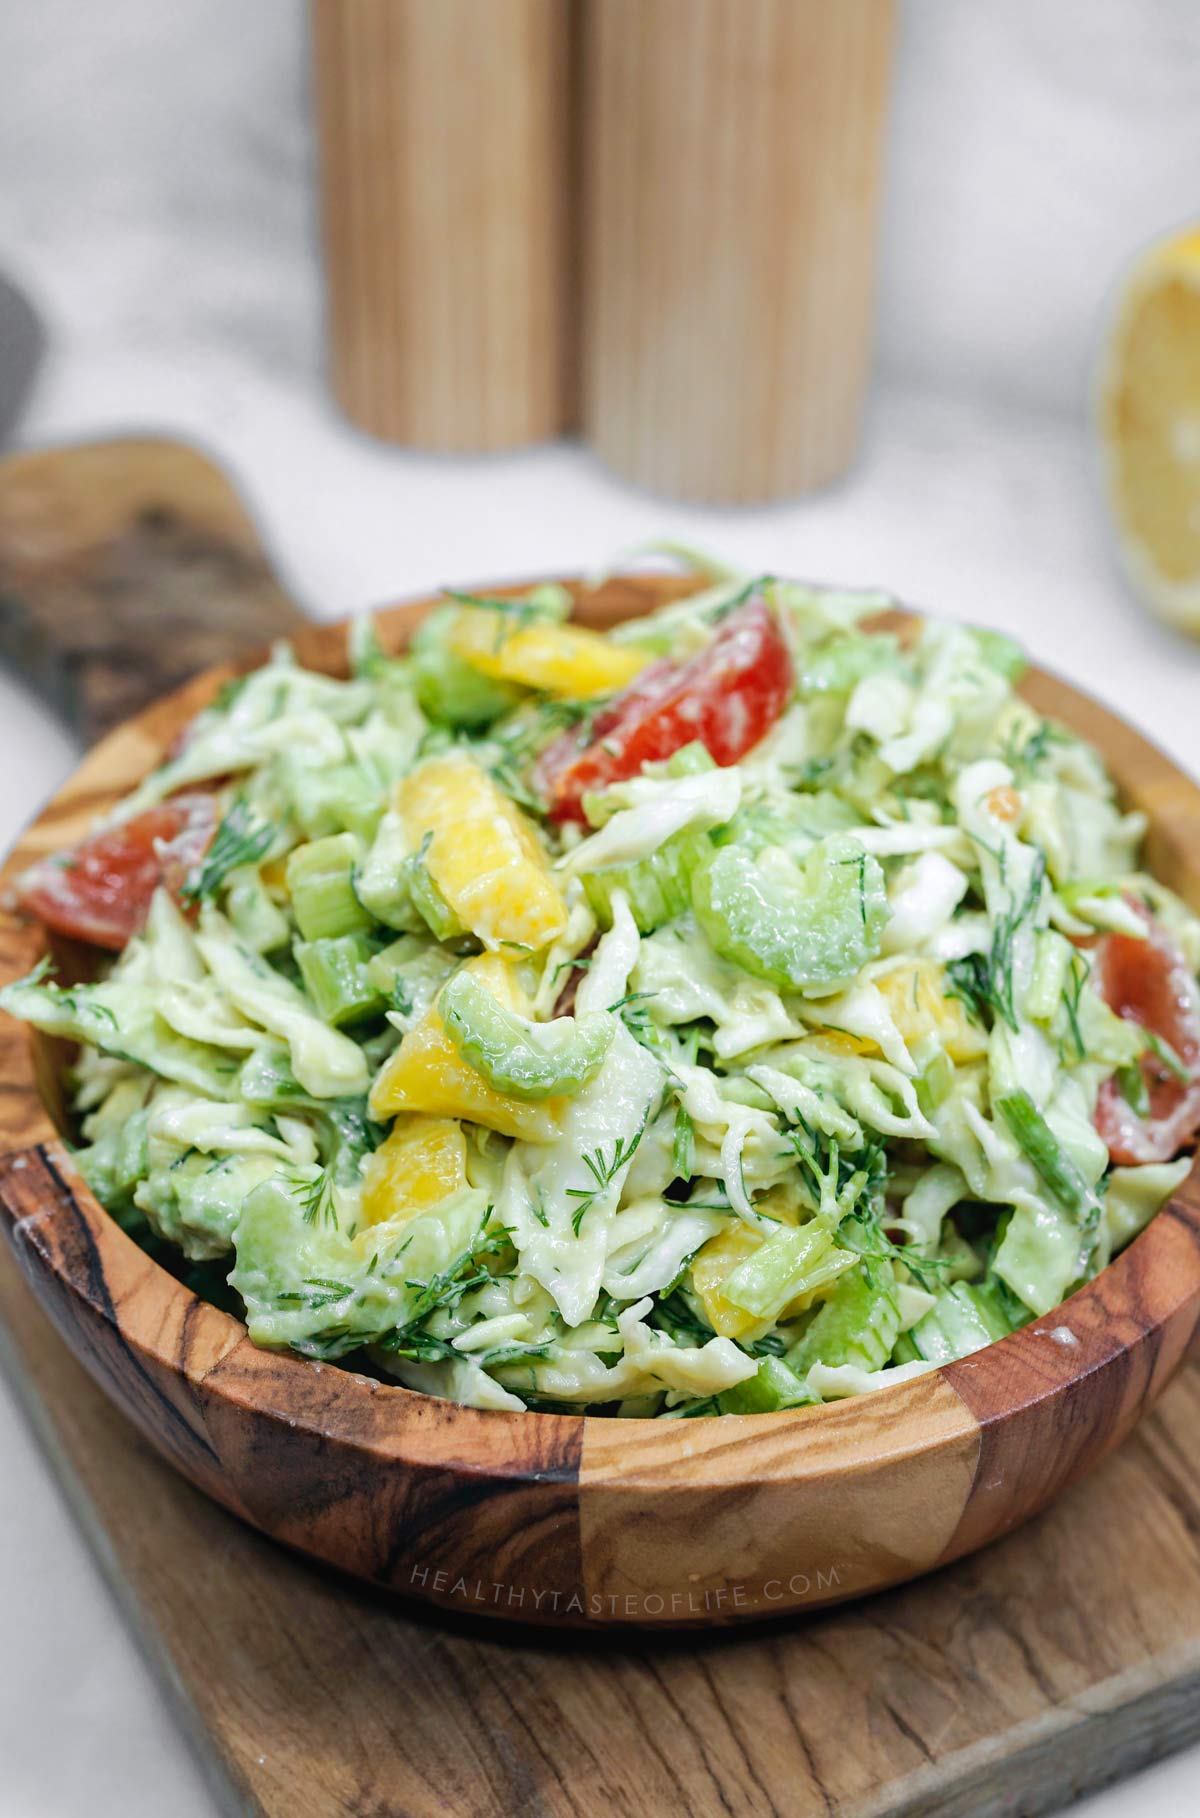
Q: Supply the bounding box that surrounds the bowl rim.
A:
[2,570,1199,1498]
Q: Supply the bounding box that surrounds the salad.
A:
[3,569,1199,1420]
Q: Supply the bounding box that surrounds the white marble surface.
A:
[0,2,1199,1814]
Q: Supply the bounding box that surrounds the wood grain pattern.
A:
[2,1199,1200,1818]
[3,572,1200,1640]
[312,0,574,450]
[0,437,298,742]
[582,0,896,502]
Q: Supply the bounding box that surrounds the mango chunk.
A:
[448,607,649,699]
[368,954,563,1140]
[875,958,988,1064]
[395,753,567,953]
[360,1116,469,1227]
[691,1223,766,1339]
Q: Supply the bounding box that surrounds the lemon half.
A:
[1097,226,1200,635]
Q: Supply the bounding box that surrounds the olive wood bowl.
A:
[2,573,1199,1629]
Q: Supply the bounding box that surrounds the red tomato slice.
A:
[1092,906,1200,1164]
[535,594,794,822]
[16,793,217,952]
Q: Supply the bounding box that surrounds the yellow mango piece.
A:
[448,606,649,698]
[691,1223,766,1339]
[875,959,987,1064]
[396,752,567,952]
[360,1115,468,1227]
[368,955,563,1140]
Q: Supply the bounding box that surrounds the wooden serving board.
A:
[1,436,1199,1818]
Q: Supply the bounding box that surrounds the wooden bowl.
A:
[2,574,1199,1630]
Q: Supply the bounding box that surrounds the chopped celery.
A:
[692,833,889,993]
[890,1330,922,1365]
[666,742,717,778]
[411,605,523,728]
[407,847,466,942]
[282,759,383,843]
[995,1089,1100,1220]
[581,831,711,933]
[295,935,385,1026]
[439,969,613,1101]
[911,1281,1015,1364]
[721,1223,856,1323]
[286,834,373,940]
[786,1266,900,1377]
[718,1355,814,1413]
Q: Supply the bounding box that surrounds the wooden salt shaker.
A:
[581,0,895,503]
[312,0,573,451]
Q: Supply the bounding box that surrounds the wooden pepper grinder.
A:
[312,0,573,451]
[582,0,896,503]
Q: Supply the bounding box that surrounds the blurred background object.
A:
[313,0,895,502]
[0,270,44,445]
[1096,226,1200,636]
[582,0,894,503]
[314,0,573,451]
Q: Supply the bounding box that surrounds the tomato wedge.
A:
[534,595,794,822]
[1092,906,1200,1164]
[16,794,217,951]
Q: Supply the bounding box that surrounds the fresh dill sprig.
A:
[283,1167,338,1230]
[398,1218,512,1325]
[567,1121,649,1234]
[608,989,660,1048]
[946,850,1047,1032]
[838,1203,951,1295]
[388,977,414,1018]
[181,800,274,905]
[785,1116,886,1225]
[1003,720,1069,779]
[1144,1028,1191,1083]
[672,1102,695,1180]
[1063,951,1088,1061]
[650,1289,715,1347]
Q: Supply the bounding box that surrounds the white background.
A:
[0,2,1198,1813]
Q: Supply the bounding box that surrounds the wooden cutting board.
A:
[1,436,1199,1818]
